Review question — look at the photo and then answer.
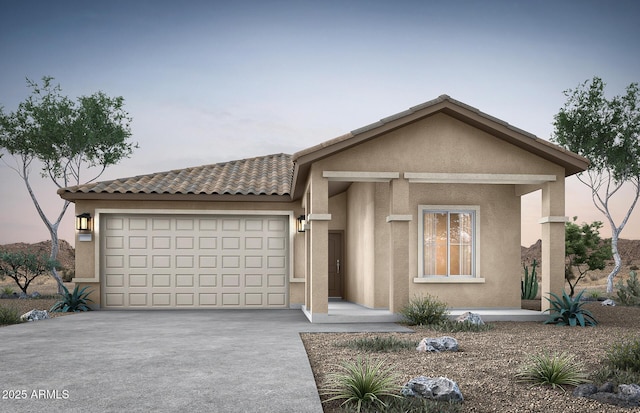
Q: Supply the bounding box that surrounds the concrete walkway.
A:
[0,310,410,413]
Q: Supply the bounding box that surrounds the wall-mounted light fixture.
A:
[76,213,93,242]
[296,215,307,232]
[76,213,92,231]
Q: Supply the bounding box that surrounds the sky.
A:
[1,0,639,247]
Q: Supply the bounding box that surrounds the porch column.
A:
[539,179,567,312]
[387,178,411,313]
[308,166,330,316]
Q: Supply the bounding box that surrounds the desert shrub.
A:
[516,351,589,391]
[592,366,640,387]
[587,290,602,300]
[336,336,417,352]
[544,290,597,327]
[616,270,640,306]
[400,294,448,326]
[1,286,14,296]
[521,259,538,300]
[430,319,494,333]
[605,337,640,373]
[50,284,93,312]
[60,269,74,283]
[321,356,401,413]
[0,306,23,325]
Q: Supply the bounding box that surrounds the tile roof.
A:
[58,153,293,196]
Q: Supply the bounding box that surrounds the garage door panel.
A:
[176,237,194,249]
[102,214,288,309]
[199,293,217,305]
[129,293,147,306]
[105,293,124,306]
[105,274,124,287]
[129,274,147,287]
[176,274,194,287]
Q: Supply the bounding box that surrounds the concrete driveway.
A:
[0,310,410,413]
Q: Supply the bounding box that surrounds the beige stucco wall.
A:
[72,198,304,308]
[408,183,521,308]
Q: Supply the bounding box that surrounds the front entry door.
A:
[328,232,343,298]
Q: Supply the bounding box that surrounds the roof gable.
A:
[290,95,588,199]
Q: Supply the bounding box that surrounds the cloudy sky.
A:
[1,0,639,247]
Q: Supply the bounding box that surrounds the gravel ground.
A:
[301,303,640,413]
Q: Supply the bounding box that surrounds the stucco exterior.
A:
[60,95,588,321]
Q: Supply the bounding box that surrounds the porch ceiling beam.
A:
[404,172,557,185]
[322,171,400,182]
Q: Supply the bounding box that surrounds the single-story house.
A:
[58,95,588,322]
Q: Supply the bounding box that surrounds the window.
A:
[419,206,478,277]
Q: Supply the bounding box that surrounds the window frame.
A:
[417,205,480,279]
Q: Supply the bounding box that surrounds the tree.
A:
[0,250,59,295]
[564,218,612,298]
[553,77,640,293]
[0,77,136,292]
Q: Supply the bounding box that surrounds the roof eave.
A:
[58,192,294,203]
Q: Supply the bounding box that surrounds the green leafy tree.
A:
[553,77,640,293]
[0,250,59,294]
[0,77,136,292]
[564,218,612,297]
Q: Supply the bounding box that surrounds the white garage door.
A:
[101,214,289,308]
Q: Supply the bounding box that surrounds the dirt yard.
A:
[302,303,640,413]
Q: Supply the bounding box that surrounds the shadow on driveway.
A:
[0,310,410,413]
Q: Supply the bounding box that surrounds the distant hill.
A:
[0,240,75,271]
[522,238,640,266]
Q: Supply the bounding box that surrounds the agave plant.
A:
[50,284,94,312]
[544,290,597,327]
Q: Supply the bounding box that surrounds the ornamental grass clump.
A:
[0,306,23,325]
[321,356,401,413]
[400,294,448,326]
[516,351,589,391]
[605,337,640,374]
[336,336,417,352]
[544,290,597,327]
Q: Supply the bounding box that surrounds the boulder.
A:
[402,376,463,402]
[20,309,50,322]
[30,291,41,298]
[619,384,640,403]
[455,311,485,325]
[574,382,640,407]
[417,336,458,352]
[602,299,616,306]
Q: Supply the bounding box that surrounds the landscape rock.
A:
[574,382,640,407]
[455,311,484,325]
[417,336,458,352]
[30,291,41,298]
[18,292,28,299]
[573,383,597,397]
[20,309,50,322]
[602,299,616,306]
[401,376,463,402]
[619,384,640,402]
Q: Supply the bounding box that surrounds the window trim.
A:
[417,205,481,280]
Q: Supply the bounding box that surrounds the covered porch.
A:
[302,299,547,323]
